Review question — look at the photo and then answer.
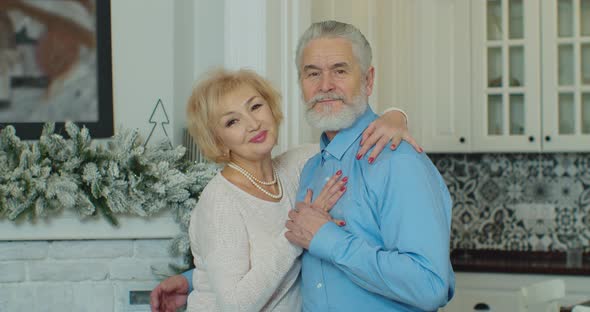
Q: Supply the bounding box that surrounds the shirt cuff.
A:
[309,222,349,261]
[381,107,408,124]
[182,269,194,292]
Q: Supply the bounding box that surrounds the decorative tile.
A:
[429,153,590,252]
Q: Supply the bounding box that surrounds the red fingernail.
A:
[356,153,362,160]
[339,221,346,226]
[419,147,424,153]
[336,170,342,176]
[391,144,396,149]
[342,176,348,182]
[340,186,346,192]
[368,157,374,164]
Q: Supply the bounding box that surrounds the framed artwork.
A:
[0,0,113,140]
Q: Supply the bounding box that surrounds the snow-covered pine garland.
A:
[0,122,218,267]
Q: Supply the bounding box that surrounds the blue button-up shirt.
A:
[298,107,455,312]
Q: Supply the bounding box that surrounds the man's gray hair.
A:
[295,20,373,77]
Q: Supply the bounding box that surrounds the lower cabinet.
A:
[439,272,590,312]
[441,288,519,312]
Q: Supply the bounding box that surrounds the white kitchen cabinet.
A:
[440,272,590,312]
[470,0,542,152]
[422,0,590,153]
[441,288,520,312]
[419,0,473,152]
[541,0,590,151]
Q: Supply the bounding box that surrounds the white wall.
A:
[173,0,225,147]
[110,0,176,145]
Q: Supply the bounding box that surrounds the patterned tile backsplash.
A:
[429,153,590,252]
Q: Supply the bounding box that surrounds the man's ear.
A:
[365,66,375,96]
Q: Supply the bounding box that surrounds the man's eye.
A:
[225,119,238,127]
[307,72,320,77]
[335,69,346,75]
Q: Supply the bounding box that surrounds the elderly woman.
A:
[154,68,418,312]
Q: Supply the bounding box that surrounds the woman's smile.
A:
[249,130,268,143]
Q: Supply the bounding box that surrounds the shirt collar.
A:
[320,106,377,160]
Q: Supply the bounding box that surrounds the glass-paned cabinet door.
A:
[542,0,590,151]
[472,0,541,152]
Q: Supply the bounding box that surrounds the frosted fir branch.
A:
[0,122,218,228]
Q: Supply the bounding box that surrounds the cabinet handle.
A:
[459,137,466,143]
[474,303,490,311]
[545,135,551,142]
[528,136,535,142]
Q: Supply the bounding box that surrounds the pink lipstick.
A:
[249,130,268,143]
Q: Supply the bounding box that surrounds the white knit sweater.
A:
[187,145,318,312]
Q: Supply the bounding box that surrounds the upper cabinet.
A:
[471,0,541,152]
[422,0,590,153]
[541,0,590,151]
[419,0,472,152]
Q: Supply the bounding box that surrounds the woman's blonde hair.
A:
[186,68,283,163]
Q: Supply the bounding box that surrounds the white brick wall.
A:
[0,239,183,312]
[0,241,48,260]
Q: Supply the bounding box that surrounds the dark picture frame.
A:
[0,0,113,140]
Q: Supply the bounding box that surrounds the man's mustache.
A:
[307,92,345,107]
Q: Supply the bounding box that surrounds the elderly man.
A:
[283,21,454,311]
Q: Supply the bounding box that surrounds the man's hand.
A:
[150,274,189,312]
[285,205,332,250]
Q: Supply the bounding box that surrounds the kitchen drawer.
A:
[440,288,520,312]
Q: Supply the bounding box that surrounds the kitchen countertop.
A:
[451,249,590,275]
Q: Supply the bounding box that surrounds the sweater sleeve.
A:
[190,184,301,312]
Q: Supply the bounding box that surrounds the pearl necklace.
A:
[227,162,283,199]
[227,162,277,185]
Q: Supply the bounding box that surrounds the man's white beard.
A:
[304,89,368,132]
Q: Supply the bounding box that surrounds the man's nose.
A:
[319,73,334,92]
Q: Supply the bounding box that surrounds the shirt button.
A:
[324,176,330,182]
[316,283,323,288]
